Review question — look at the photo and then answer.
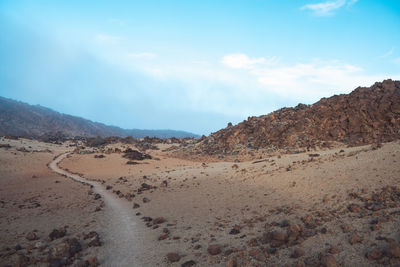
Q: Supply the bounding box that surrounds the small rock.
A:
[181,260,196,267]
[271,231,287,241]
[153,217,166,224]
[34,241,47,250]
[166,252,181,262]
[340,224,350,233]
[229,228,240,235]
[26,231,39,241]
[143,197,150,203]
[226,258,237,267]
[348,204,360,213]
[49,228,67,240]
[68,238,82,256]
[208,244,222,255]
[320,254,338,267]
[159,233,169,240]
[295,260,306,267]
[133,203,140,209]
[328,245,339,254]
[386,242,400,258]
[88,236,102,247]
[349,233,361,245]
[367,248,383,260]
[292,248,305,258]
[88,256,99,267]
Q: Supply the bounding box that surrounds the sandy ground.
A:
[59,140,400,266]
[0,138,105,266]
[2,137,400,266]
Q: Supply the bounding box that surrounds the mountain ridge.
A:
[0,96,199,139]
[182,79,400,156]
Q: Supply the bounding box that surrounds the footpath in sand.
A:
[49,153,157,266]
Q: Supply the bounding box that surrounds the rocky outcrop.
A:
[184,80,400,155]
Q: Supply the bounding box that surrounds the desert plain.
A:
[1,136,400,267]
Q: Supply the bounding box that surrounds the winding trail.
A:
[49,153,146,266]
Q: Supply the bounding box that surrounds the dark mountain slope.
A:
[0,97,198,139]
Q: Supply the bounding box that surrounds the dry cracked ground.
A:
[1,137,400,267]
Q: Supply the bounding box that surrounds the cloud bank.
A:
[301,0,358,16]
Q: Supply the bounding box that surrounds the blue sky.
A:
[1,0,399,135]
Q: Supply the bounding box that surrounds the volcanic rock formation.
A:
[187,79,400,155]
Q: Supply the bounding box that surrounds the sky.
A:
[1,0,400,135]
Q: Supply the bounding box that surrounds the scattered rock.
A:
[158,233,169,240]
[386,241,400,258]
[292,248,305,258]
[88,256,99,267]
[349,233,361,245]
[226,258,237,267]
[49,228,67,240]
[327,245,339,254]
[208,244,222,255]
[181,260,196,267]
[26,231,39,241]
[320,254,338,267]
[166,252,181,262]
[367,248,383,261]
[153,217,166,224]
[229,228,240,235]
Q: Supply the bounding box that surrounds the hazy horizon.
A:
[1,0,399,135]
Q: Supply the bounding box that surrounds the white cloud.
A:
[221,53,277,69]
[301,0,358,16]
[89,42,399,119]
[127,52,157,60]
[220,54,399,102]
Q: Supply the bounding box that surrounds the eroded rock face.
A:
[183,80,400,155]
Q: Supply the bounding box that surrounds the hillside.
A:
[0,97,198,139]
[185,79,400,155]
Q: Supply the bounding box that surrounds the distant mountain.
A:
[186,79,400,155]
[0,97,199,139]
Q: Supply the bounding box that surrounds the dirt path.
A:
[49,153,147,266]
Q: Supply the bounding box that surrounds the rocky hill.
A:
[185,79,400,156]
[0,97,198,139]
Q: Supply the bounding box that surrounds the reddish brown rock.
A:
[327,245,339,254]
[179,80,400,156]
[88,256,99,267]
[340,224,350,233]
[349,233,361,245]
[49,228,67,240]
[166,252,181,262]
[26,231,39,241]
[292,248,305,258]
[208,244,222,255]
[226,258,237,267]
[271,231,287,241]
[367,248,383,260]
[320,254,338,267]
[158,233,169,240]
[153,217,166,224]
[386,242,400,258]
